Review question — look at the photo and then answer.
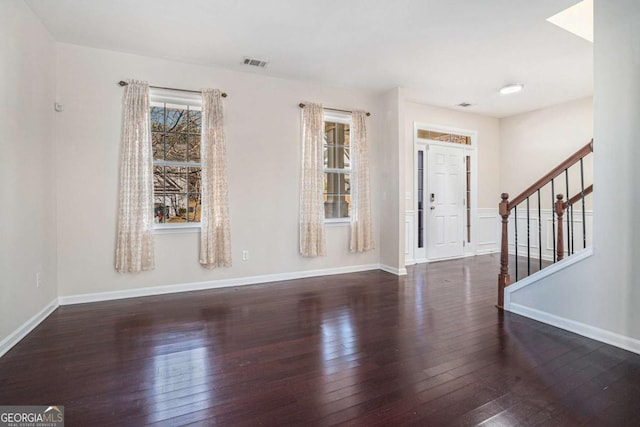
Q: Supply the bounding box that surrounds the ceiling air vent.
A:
[457,102,472,107]
[242,57,268,68]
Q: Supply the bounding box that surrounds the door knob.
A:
[430,206,436,210]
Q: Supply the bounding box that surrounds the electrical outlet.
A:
[36,272,42,288]
[242,250,249,261]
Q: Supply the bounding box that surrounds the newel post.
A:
[497,193,510,309]
[555,194,565,261]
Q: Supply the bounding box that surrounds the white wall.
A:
[0,1,57,343]
[499,97,593,200]
[378,88,404,272]
[54,44,381,298]
[509,0,640,347]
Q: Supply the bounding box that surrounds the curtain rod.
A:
[118,81,227,98]
[298,103,371,117]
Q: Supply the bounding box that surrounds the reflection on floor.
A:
[1,254,639,425]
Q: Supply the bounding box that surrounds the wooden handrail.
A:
[507,139,593,210]
[497,139,594,310]
[565,184,593,207]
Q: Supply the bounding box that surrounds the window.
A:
[150,94,202,227]
[323,113,351,221]
[416,129,471,145]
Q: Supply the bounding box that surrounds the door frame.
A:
[413,123,478,263]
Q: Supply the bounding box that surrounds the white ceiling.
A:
[26,0,593,118]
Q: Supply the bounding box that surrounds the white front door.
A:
[426,144,465,260]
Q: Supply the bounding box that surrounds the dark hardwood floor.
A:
[1,254,640,426]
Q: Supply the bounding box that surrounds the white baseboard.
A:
[509,303,640,356]
[58,263,383,305]
[476,248,500,255]
[380,264,408,276]
[0,298,59,358]
[2,264,395,358]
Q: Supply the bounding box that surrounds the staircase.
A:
[497,140,594,309]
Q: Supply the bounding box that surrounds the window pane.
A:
[417,129,470,145]
[342,173,351,195]
[189,109,202,134]
[165,194,188,223]
[343,173,351,218]
[324,172,350,219]
[153,165,165,196]
[165,104,188,132]
[164,166,187,194]
[324,197,350,219]
[154,195,166,224]
[152,132,164,161]
[338,197,351,218]
[165,133,187,162]
[188,135,201,163]
[324,122,350,146]
[342,147,351,169]
[341,123,350,146]
[323,172,351,195]
[150,105,164,132]
[324,145,350,169]
[187,194,201,222]
[187,167,201,193]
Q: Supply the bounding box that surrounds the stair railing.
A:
[555,184,593,261]
[497,140,593,309]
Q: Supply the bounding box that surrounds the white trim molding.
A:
[58,264,385,305]
[509,302,640,356]
[405,210,415,265]
[413,122,479,263]
[380,264,408,276]
[500,247,640,354]
[0,298,59,358]
[507,208,593,261]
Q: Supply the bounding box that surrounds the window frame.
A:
[323,111,353,225]
[149,90,203,232]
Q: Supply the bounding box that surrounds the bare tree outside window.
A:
[150,101,202,224]
[323,119,351,219]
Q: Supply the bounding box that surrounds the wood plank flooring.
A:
[1,254,639,426]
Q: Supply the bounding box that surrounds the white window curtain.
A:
[115,80,155,273]
[200,89,232,268]
[300,102,327,257]
[350,110,375,252]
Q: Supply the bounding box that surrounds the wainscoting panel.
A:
[477,208,499,255]
[507,209,593,261]
[407,208,500,260]
[405,211,415,265]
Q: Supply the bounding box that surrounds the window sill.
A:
[325,219,350,227]
[154,224,201,234]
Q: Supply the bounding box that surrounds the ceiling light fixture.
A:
[499,84,524,95]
